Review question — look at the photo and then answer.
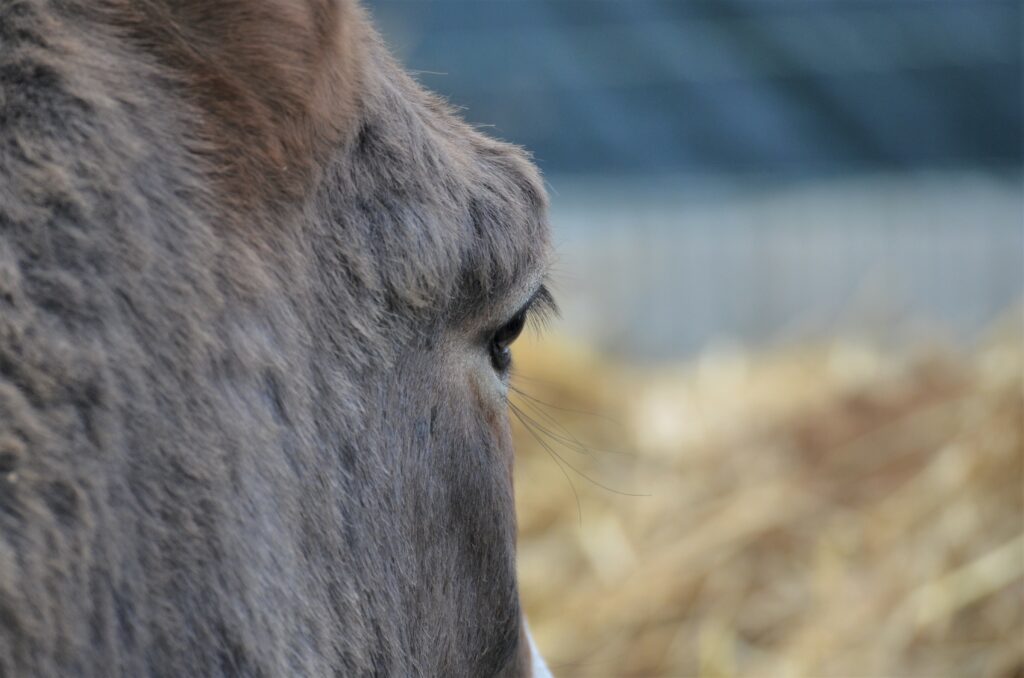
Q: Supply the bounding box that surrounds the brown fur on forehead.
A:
[106,0,365,203]
[322,48,551,318]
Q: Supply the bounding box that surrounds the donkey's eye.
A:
[489,310,527,373]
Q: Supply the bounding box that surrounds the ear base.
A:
[127,0,366,204]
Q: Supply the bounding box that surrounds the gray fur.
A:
[0,1,550,675]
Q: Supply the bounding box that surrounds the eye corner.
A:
[486,283,558,375]
[489,310,527,373]
[494,309,528,349]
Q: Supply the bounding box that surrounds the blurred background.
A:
[366,1,1022,676]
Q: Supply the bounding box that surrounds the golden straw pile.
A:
[512,319,1023,677]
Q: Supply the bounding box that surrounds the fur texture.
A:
[0,0,550,675]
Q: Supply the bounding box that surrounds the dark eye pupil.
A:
[490,311,526,372]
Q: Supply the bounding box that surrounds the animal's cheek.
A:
[466,369,513,444]
[456,360,515,457]
[434,339,516,466]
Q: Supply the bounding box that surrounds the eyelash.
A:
[489,310,528,373]
[488,285,558,374]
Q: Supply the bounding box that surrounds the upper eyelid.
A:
[519,283,559,324]
[485,282,559,342]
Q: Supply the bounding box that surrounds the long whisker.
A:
[509,401,650,499]
[509,394,593,454]
[510,404,583,526]
[509,382,623,426]
[509,386,634,458]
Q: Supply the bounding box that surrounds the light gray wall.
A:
[549,171,1023,357]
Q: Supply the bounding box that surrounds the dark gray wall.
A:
[367,0,1022,177]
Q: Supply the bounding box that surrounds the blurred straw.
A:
[514,316,1023,677]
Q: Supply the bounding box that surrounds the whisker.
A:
[509,383,623,426]
[510,404,583,526]
[506,372,559,385]
[509,394,592,454]
[509,402,650,500]
[509,386,634,458]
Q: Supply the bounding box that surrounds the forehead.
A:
[455,136,553,317]
[324,51,552,321]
